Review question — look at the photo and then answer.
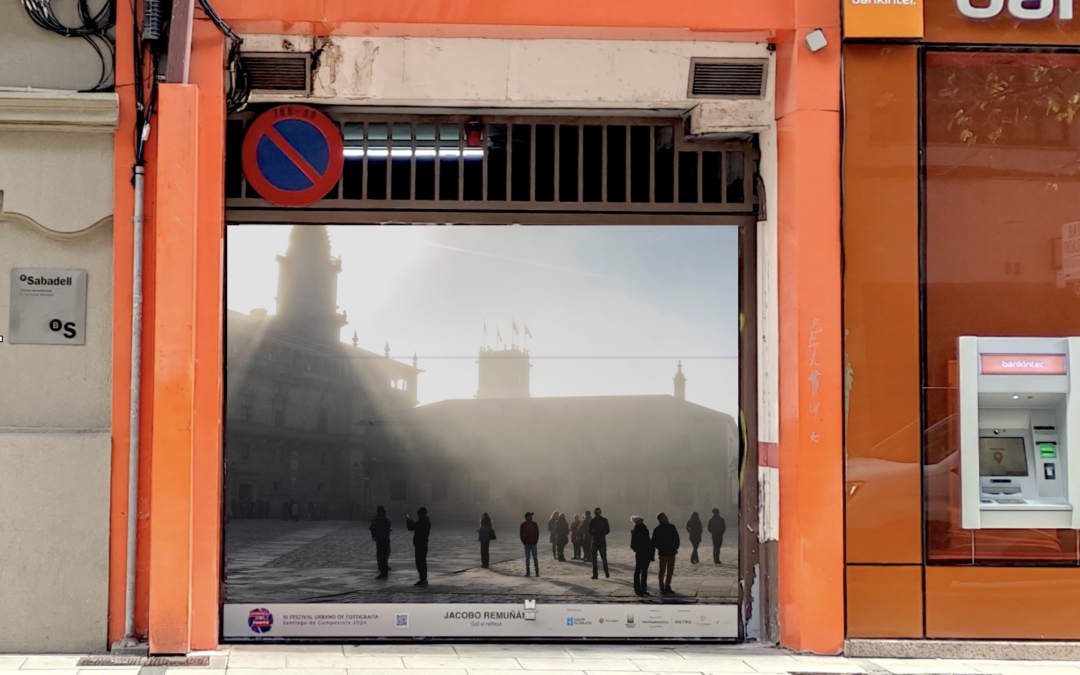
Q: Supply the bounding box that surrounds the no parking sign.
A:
[242,105,344,207]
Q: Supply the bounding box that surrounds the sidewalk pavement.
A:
[5,645,1080,675]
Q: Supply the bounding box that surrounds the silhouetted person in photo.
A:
[282,500,289,521]
[630,516,654,597]
[570,513,583,559]
[555,512,570,561]
[588,507,611,579]
[708,508,727,564]
[369,505,392,580]
[652,512,680,595]
[686,511,704,564]
[520,511,540,576]
[405,507,431,587]
[580,510,593,561]
[477,512,494,568]
[547,511,560,560]
[290,500,300,521]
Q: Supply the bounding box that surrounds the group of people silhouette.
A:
[368,504,727,597]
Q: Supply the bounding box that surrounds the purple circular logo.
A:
[248,608,273,634]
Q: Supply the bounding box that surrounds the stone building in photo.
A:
[225,226,421,518]
[362,361,740,529]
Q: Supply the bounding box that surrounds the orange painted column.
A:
[147,83,200,655]
[188,19,227,650]
[774,0,845,655]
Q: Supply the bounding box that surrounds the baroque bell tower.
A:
[274,225,347,345]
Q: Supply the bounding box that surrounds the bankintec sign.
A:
[926,0,1080,42]
[981,354,1068,376]
[956,0,1073,20]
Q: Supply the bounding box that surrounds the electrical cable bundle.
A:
[197,0,250,112]
[21,0,116,91]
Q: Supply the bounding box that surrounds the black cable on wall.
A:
[21,0,116,92]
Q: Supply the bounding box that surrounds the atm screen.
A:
[979,437,1029,477]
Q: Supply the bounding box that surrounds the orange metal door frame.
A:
[107,0,845,655]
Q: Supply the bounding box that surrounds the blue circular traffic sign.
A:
[242,105,344,207]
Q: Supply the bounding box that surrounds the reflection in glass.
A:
[924,52,1080,564]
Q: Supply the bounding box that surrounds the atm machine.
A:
[959,336,1080,530]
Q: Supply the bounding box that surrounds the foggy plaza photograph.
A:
[224,224,741,606]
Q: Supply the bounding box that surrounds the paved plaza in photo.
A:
[225,520,738,604]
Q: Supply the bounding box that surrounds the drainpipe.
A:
[115,164,146,653]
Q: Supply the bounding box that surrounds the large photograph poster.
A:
[224,225,740,639]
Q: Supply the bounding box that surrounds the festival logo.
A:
[248,608,273,634]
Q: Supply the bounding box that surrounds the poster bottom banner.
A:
[224,603,738,639]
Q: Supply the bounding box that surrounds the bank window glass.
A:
[924,52,1080,564]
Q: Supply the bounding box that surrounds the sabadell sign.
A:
[956,0,1074,20]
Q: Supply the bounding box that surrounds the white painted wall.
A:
[0,2,111,91]
[0,91,116,652]
[242,35,772,110]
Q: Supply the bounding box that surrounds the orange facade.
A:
[108,0,845,655]
[843,4,1080,641]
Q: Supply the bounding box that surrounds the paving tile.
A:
[866,658,983,674]
[732,656,796,670]
[374,670,467,675]
[18,658,82,670]
[335,657,407,669]
[284,656,357,668]
[402,658,521,670]
[230,646,344,655]
[344,646,458,657]
[226,653,290,668]
[629,660,755,673]
[468,671,585,675]
[783,656,868,673]
[564,648,684,661]
[517,660,640,672]
[969,663,1080,675]
[453,647,571,658]
[229,669,347,675]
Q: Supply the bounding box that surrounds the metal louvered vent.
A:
[225,115,760,218]
[688,59,768,99]
[240,53,312,94]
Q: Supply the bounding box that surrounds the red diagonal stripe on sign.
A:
[265,125,323,185]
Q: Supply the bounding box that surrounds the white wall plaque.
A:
[9,268,88,345]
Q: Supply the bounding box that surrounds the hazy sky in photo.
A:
[227,225,739,416]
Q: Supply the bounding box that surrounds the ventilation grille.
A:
[77,657,210,667]
[241,53,312,94]
[689,59,767,99]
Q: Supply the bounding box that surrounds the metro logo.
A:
[956,0,1074,20]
